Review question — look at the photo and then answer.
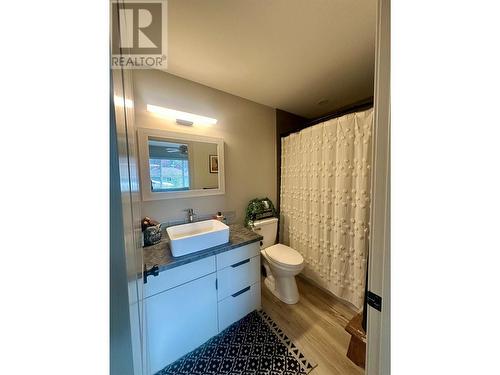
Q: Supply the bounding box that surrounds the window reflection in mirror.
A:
[148,138,219,192]
[148,140,190,191]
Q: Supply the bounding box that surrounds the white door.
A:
[145,273,219,375]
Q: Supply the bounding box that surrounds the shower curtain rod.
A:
[279,97,374,140]
[304,97,374,127]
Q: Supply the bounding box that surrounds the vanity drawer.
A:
[216,241,260,270]
[217,255,260,301]
[144,256,216,298]
[218,281,261,331]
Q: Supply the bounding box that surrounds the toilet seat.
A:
[265,244,303,268]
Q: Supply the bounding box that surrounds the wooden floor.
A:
[261,276,364,375]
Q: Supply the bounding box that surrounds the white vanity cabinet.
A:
[144,240,261,375]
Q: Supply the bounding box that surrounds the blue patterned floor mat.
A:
[156,310,317,375]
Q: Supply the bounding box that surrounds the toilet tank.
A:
[251,217,278,249]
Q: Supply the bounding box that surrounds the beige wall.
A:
[133,70,276,224]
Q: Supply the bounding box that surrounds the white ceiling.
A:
[165,0,376,118]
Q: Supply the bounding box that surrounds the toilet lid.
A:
[265,244,303,267]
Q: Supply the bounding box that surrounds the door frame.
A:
[366,0,390,373]
[110,0,145,374]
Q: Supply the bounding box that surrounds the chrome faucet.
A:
[185,208,196,223]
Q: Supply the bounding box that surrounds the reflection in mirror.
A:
[138,128,225,200]
[148,138,218,192]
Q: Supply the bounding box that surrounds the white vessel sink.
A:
[166,219,230,257]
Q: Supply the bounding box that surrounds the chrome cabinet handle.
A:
[231,258,250,268]
[231,286,250,298]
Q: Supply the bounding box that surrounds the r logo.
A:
[112,2,162,55]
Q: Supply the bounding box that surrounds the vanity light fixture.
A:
[147,104,217,126]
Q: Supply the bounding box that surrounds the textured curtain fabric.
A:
[280,109,373,309]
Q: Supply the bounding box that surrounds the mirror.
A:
[138,129,225,200]
[148,139,219,192]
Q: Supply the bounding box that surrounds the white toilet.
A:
[251,217,304,304]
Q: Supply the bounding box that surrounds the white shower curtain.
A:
[280,109,373,309]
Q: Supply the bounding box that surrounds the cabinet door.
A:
[145,272,218,375]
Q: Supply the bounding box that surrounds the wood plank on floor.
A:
[261,276,364,375]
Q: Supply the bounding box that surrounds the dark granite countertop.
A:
[143,223,263,273]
